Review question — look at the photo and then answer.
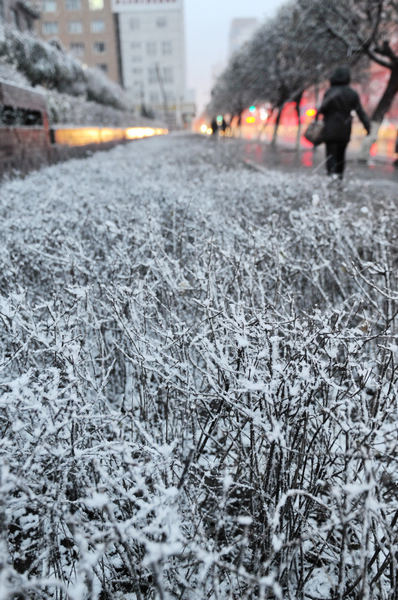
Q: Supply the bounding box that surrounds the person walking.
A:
[220,116,229,136]
[210,116,219,136]
[318,65,370,179]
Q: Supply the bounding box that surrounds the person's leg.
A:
[335,142,348,178]
[325,142,337,175]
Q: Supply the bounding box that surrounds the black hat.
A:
[330,65,351,85]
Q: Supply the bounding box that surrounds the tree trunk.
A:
[372,65,398,123]
[294,92,303,151]
[271,105,284,146]
[237,110,243,138]
[257,108,274,142]
[359,65,398,161]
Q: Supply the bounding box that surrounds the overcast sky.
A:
[185,0,286,114]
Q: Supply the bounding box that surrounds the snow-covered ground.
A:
[1,134,397,599]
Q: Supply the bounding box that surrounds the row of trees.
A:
[209,0,398,152]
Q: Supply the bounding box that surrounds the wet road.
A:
[225,137,398,186]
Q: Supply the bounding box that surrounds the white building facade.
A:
[112,0,189,127]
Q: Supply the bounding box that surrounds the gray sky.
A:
[185,0,286,114]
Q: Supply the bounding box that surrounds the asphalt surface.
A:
[210,135,398,186]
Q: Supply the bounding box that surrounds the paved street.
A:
[211,134,398,187]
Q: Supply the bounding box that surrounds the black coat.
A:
[319,67,370,144]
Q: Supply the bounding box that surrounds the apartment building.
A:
[112,0,189,126]
[35,0,121,83]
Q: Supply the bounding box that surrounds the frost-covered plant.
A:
[0,137,397,599]
[0,58,140,127]
[44,87,141,127]
[0,26,129,111]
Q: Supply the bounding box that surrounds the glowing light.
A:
[125,127,168,139]
[249,105,256,113]
[200,124,208,134]
[55,128,107,146]
[259,108,268,121]
[246,116,256,124]
[54,126,167,146]
[216,115,223,126]
[99,128,124,143]
[207,128,213,135]
[306,108,317,117]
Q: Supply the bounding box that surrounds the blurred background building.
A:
[34,0,121,83]
[2,0,195,126]
[112,0,194,127]
[228,17,258,57]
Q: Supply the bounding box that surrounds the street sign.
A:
[112,0,182,11]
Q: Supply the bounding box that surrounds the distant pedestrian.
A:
[318,65,370,179]
[220,116,229,136]
[210,117,218,136]
[394,128,398,168]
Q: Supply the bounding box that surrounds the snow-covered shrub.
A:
[0,58,140,127]
[0,56,30,86]
[0,136,397,599]
[44,88,141,127]
[0,26,129,110]
[84,66,127,111]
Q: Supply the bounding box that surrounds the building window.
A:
[130,41,141,50]
[146,41,156,56]
[43,21,58,34]
[162,40,172,55]
[156,17,167,28]
[148,67,157,84]
[149,92,158,103]
[162,67,173,83]
[165,91,175,103]
[43,0,57,12]
[68,20,83,33]
[129,17,139,30]
[88,0,103,10]
[70,42,85,56]
[131,68,143,75]
[93,41,106,53]
[65,0,81,9]
[97,63,108,72]
[131,55,142,63]
[91,19,105,32]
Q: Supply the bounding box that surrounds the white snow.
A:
[0,134,397,599]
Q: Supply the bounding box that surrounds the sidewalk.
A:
[219,136,398,184]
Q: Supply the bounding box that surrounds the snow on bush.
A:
[0,136,397,599]
[44,88,155,127]
[0,57,142,127]
[0,26,129,111]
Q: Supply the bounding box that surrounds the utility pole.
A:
[155,63,170,128]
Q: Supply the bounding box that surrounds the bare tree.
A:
[209,1,351,146]
[310,0,398,156]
